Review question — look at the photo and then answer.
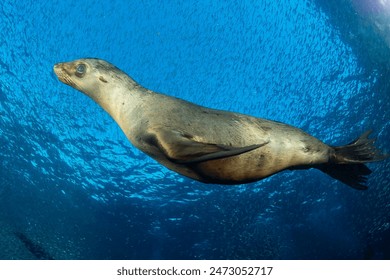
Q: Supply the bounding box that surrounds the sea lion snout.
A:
[53,64,66,83]
[53,62,78,88]
[53,62,73,76]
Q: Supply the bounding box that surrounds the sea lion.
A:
[53,58,387,190]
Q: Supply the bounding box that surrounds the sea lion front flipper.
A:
[145,128,268,164]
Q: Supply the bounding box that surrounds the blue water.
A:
[0,0,389,259]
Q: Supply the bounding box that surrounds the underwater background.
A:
[0,0,389,259]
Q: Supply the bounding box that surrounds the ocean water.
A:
[0,0,389,260]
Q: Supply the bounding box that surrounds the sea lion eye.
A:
[75,64,86,77]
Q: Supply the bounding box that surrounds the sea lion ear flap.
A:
[99,76,108,83]
[145,128,268,164]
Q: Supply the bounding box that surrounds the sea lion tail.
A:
[317,130,388,190]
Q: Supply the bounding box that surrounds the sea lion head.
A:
[53,58,136,99]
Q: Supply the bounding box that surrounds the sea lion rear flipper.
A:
[145,128,268,164]
[317,130,389,190]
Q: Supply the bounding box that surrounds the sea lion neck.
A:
[91,80,150,130]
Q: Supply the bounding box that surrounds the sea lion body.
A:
[53,58,387,189]
[125,94,329,184]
